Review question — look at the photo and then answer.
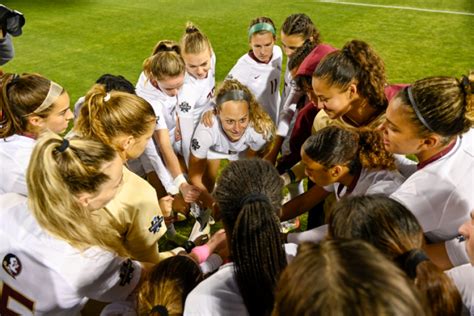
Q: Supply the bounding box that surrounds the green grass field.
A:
[2,0,472,246]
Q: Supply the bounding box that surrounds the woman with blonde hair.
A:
[0,132,144,315]
[136,39,200,203]
[74,84,172,263]
[0,72,73,195]
[189,79,275,208]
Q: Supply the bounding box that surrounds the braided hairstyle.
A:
[213,159,286,316]
[281,13,320,44]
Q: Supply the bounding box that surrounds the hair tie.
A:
[186,26,198,34]
[149,305,169,316]
[460,75,471,96]
[395,249,429,279]
[240,193,270,208]
[248,22,276,39]
[56,138,70,153]
[216,89,250,106]
[103,93,111,102]
[406,86,435,132]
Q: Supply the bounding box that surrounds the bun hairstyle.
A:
[397,71,474,139]
[180,21,212,55]
[302,125,396,173]
[143,40,185,81]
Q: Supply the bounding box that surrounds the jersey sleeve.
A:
[191,122,214,159]
[65,248,141,301]
[247,128,267,152]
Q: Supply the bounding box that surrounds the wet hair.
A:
[0,73,65,137]
[213,159,286,316]
[328,195,462,316]
[281,13,321,44]
[27,131,126,255]
[138,255,203,315]
[180,21,212,56]
[396,71,474,139]
[302,125,396,173]
[314,39,387,110]
[216,79,275,142]
[248,16,276,39]
[74,84,155,155]
[273,240,427,316]
[143,40,185,81]
[95,74,135,94]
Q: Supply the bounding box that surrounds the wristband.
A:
[183,240,196,253]
[173,174,188,190]
[191,244,211,263]
[286,169,296,183]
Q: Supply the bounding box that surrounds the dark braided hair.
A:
[213,159,286,316]
[281,13,321,44]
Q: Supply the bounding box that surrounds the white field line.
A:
[315,0,474,16]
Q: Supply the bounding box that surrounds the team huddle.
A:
[1,12,474,316]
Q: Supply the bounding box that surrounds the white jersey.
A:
[191,115,267,161]
[390,128,474,243]
[227,46,282,123]
[446,263,474,315]
[323,167,405,200]
[184,244,296,316]
[0,134,35,196]
[136,72,178,139]
[0,193,141,315]
[177,53,216,166]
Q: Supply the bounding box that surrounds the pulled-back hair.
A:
[180,21,212,55]
[95,74,135,94]
[0,73,64,137]
[302,125,396,173]
[138,255,203,315]
[27,131,126,255]
[216,79,275,142]
[314,39,387,110]
[249,16,276,39]
[328,195,462,316]
[143,40,185,81]
[74,84,155,154]
[281,13,321,44]
[397,71,474,139]
[274,240,427,316]
[213,159,286,316]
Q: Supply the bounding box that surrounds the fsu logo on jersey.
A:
[179,101,191,113]
[191,138,200,151]
[148,215,164,234]
[2,253,22,279]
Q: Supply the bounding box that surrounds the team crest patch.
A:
[155,115,160,124]
[2,253,22,279]
[179,101,191,113]
[191,138,200,151]
[148,215,164,234]
[119,259,134,286]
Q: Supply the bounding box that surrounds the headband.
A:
[248,22,276,39]
[56,138,69,153]
[406,86,434,132]
[32,81,64,115]
[216,89,250,106]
